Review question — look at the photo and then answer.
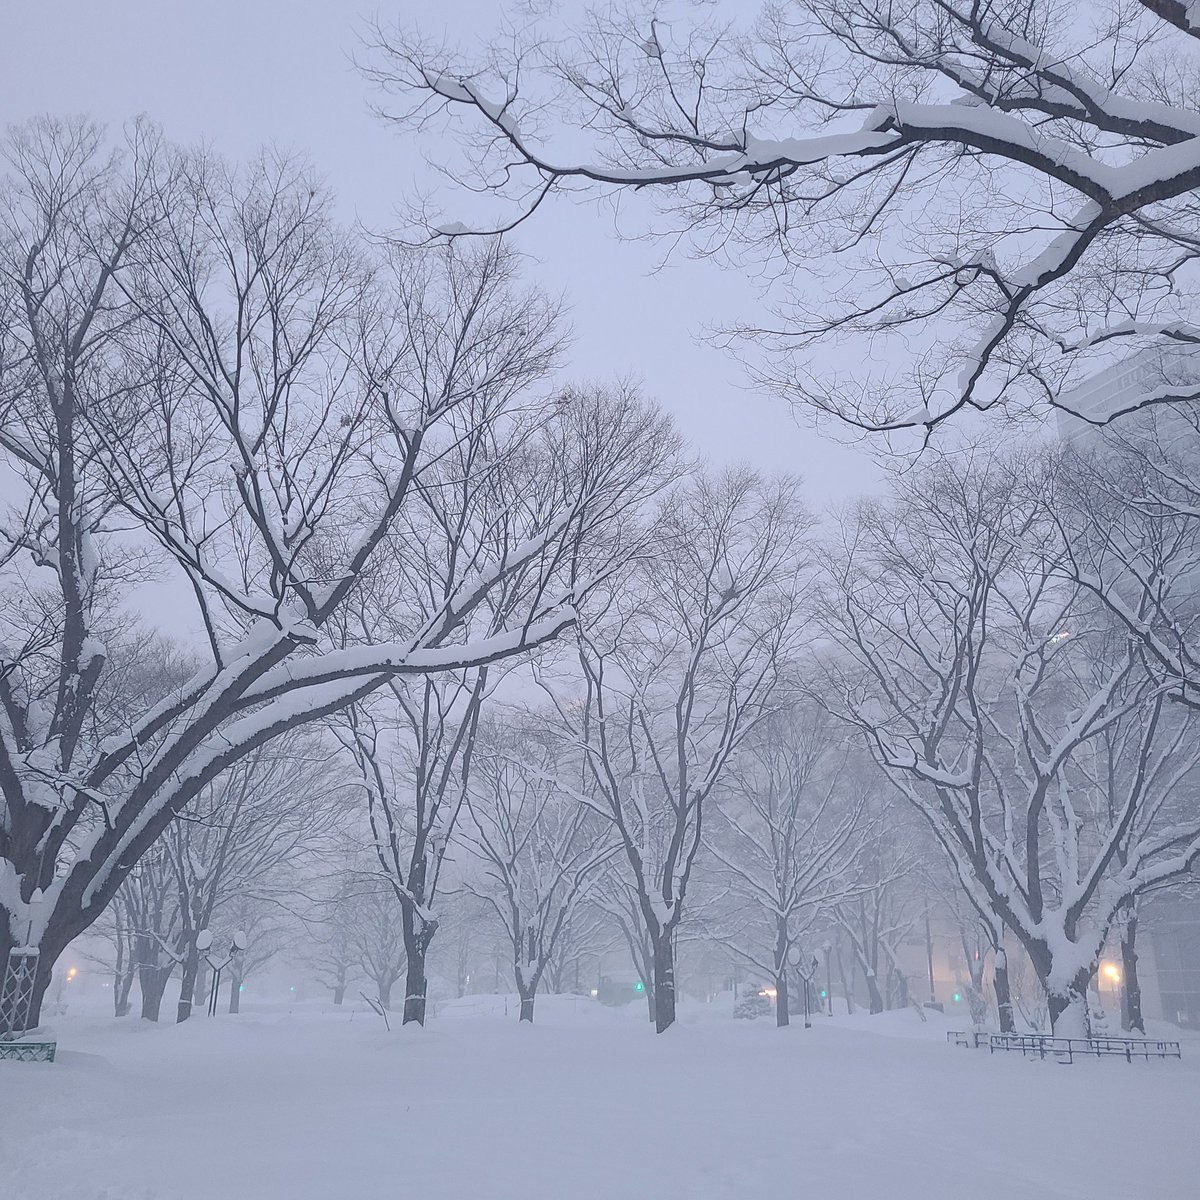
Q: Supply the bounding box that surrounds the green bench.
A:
[0,1040,56,1062]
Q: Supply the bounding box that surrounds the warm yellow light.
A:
[1101,962,1121,984]
[761,987,777,999]
[66,967,78,981]
[590,989,599,997]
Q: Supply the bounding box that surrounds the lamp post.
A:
[203,930,248,1017]
[790,947,819,1029]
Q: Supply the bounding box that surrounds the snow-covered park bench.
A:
[947,1030,989,1048]
[987,1033,1181,1064]
[0,1040,56,1063]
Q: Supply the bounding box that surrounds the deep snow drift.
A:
[2,997,1197,1200]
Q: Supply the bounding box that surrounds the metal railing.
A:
[987,1032,1181,1063]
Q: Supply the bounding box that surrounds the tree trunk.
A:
[175,946,199,1023]
[401,903,436,1026]
[965,981,988,1030]
[1047,977,1091,1037]
[333,983,346,1006]
[114,952,135,1018]
[965,945,987,1028]
[402,949,427,1024]
[1,918,70,1033]
[1120,912,1145,1034]
[645,984,656,1024]
[993,947,1015,1033]
[863,965,884,1015]
[228,964,243,1014]
[519,991,535,1023]
[378,978,393,1010]
[774,921,790,1028]
[652,932,676,1033]
[139,963,172,1022]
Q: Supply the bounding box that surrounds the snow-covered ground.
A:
[2,996,1198,1200]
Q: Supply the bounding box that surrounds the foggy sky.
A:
[2,0,881,507]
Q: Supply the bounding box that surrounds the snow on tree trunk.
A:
[863,967,883,1015]
[176,947,200,1024]
[775,963,790,1029]
[519,993,536,1023]
[401,905,435,1026]
[115,965,135,1018]
[994,948,1015,1034]
[652,933,676,1033]
[139,963,173,1023]
[1048,988,1090,1039]
[1121,914,1145,1035]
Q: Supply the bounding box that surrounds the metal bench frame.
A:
[0,1040,56,1063]
[947,1029,990,1048]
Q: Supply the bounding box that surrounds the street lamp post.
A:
[203,930,248,1017]
[791,948,819,1029]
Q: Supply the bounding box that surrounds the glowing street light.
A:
[1101,962,1121,985]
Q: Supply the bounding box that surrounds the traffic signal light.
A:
[819,989,827,998]
[633,980,645,994]
[952,992,962,1003]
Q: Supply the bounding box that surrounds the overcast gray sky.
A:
[2,0,879,503]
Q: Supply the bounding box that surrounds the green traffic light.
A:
[952,992,961,1003]
[819,989,827,998]
[634,980,645,993]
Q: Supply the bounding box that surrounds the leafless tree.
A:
[117,842,183,1022]
[592,866,658,1021]
[821,447,1200,1034]
[212,893,296,1015]
[539,468,813,1031]
[833,817,922,1014]
[339,673,482,1025]
[704,702,872,1026]
[370,1,1200,438]
[336,384,678,1026]
[544,901,618,996]
[915,851,1015,1031]
[305,885,363,1007]
[461,718,617,1022]
[0,121,659,1031]
[342,879,409,1012]
[87,889,138,1016]
[166,735,348,1022]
